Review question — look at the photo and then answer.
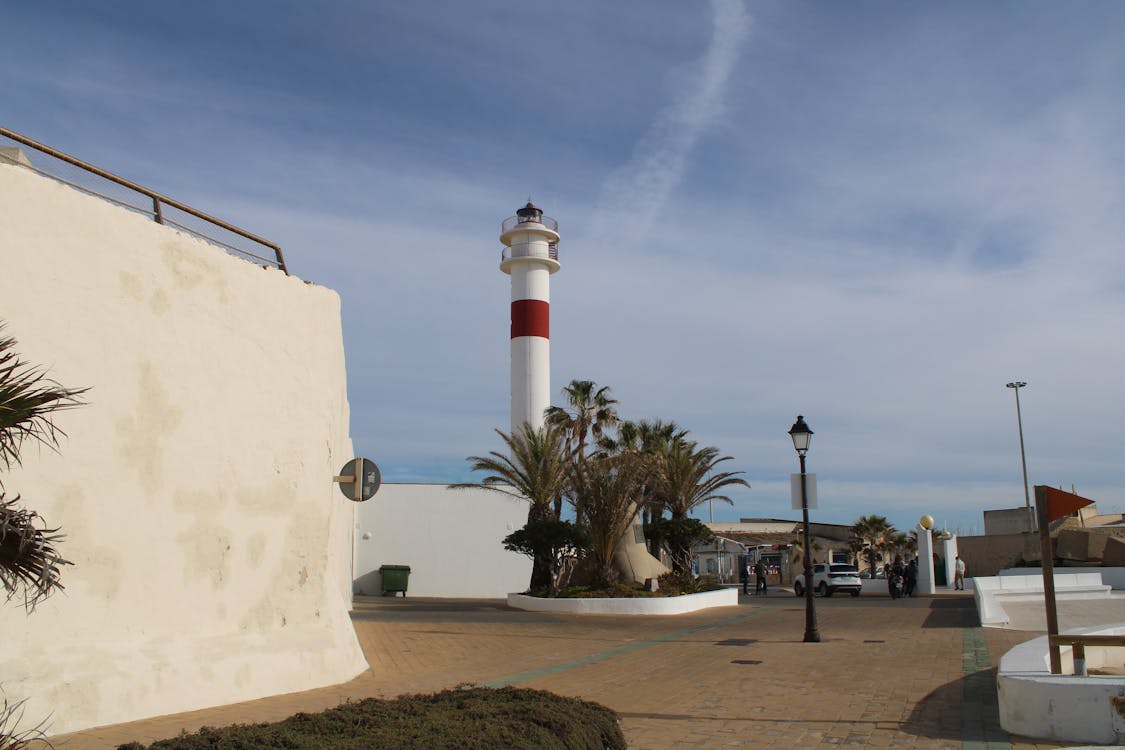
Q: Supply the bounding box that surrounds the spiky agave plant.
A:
[0,325,86,610]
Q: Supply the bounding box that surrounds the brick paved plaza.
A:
[50,592,1112,749]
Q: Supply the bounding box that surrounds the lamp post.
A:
[1006,381,1033,531]
[789,415,820,643]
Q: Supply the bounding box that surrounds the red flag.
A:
[1035,485,1094,523]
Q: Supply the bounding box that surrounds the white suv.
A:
[793,563,862,598]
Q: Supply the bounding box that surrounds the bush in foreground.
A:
[118,687,625,750]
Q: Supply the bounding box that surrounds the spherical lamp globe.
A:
[919,515,934,530]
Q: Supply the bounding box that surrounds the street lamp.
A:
[1006,381,1033,531]
[788,415,820,643]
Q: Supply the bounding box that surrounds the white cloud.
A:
[593,0,749,241]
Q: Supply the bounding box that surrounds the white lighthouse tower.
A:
[500,201,560,435]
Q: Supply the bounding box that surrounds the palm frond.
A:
[451,424,572,514]
[0,688,53,749]
[654,439,749,519]
[0,493,72,611]
[0,329,88,474]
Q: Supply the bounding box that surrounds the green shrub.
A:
[118,687,625,750]
[503,520,589,597]
[657,571,719,595]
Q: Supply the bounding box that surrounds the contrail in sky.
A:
[595,0,749,240]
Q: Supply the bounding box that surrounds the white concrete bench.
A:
[974,572,1112,626]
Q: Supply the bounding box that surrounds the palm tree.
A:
[890,531,909,560]
[544,380,619,456]
[596,418,684,457]
[597,419,686,548]
[544,380,618,517]
[569,453,644,588]
[452,422,572,590]
[0,326,86,610]
[653,439,749,520]
[648,438,748,573]
[850,515,895,576]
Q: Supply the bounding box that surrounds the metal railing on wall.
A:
[0,126,288,275]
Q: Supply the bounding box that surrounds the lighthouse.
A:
[500,201,560,435]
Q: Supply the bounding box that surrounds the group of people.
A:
[737,555,967,598]
[884,557,918,598]
[885,555,967,595]
[740,561,769,595]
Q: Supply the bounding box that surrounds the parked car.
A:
[859,569,886,579]
[793,563,862,597]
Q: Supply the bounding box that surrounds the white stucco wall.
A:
[0,158,367,734]
[354,484,532,597]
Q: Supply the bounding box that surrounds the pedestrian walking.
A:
[741,562,751,595]
[754,560,767,595]
[954,556,966,590]
[904,559,917,597]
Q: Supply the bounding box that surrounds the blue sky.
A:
[3,1,1124,535]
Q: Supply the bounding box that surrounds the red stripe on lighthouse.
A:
[511,299,549,339]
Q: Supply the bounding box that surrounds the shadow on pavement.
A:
[901,666,1007,743]
[350,597,561,624]
[921,598,976,628]
[899,673,966,740]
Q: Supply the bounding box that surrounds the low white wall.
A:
[0,159,367,735]
[354,484,532,598]
[999,567,1125,590]
[1100,568,1125,589]
[508,587,738,615]
[975,572,1111,626]
[855,577,967,595]
[1000,567,1125,587]
[998,623,1125,744]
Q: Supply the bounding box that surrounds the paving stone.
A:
[39,592,1125,749]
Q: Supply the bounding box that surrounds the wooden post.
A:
[1035,485,1063,674]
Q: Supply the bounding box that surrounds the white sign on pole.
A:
[790,473,818,510]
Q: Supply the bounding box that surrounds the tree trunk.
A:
[593,563,618,590]
[672,544,693,577]
[526,504,553,592]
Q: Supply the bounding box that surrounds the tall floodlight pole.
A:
[789,415,820,643]
[1006,381,1032,529]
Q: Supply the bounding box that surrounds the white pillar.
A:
[500,202,560,435]
[917,526,936,595]
[942,535,959,589]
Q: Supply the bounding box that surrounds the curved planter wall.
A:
[998,623,1125,744]
[508,587,739,615]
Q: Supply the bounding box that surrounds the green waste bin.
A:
[379,565,411,597]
